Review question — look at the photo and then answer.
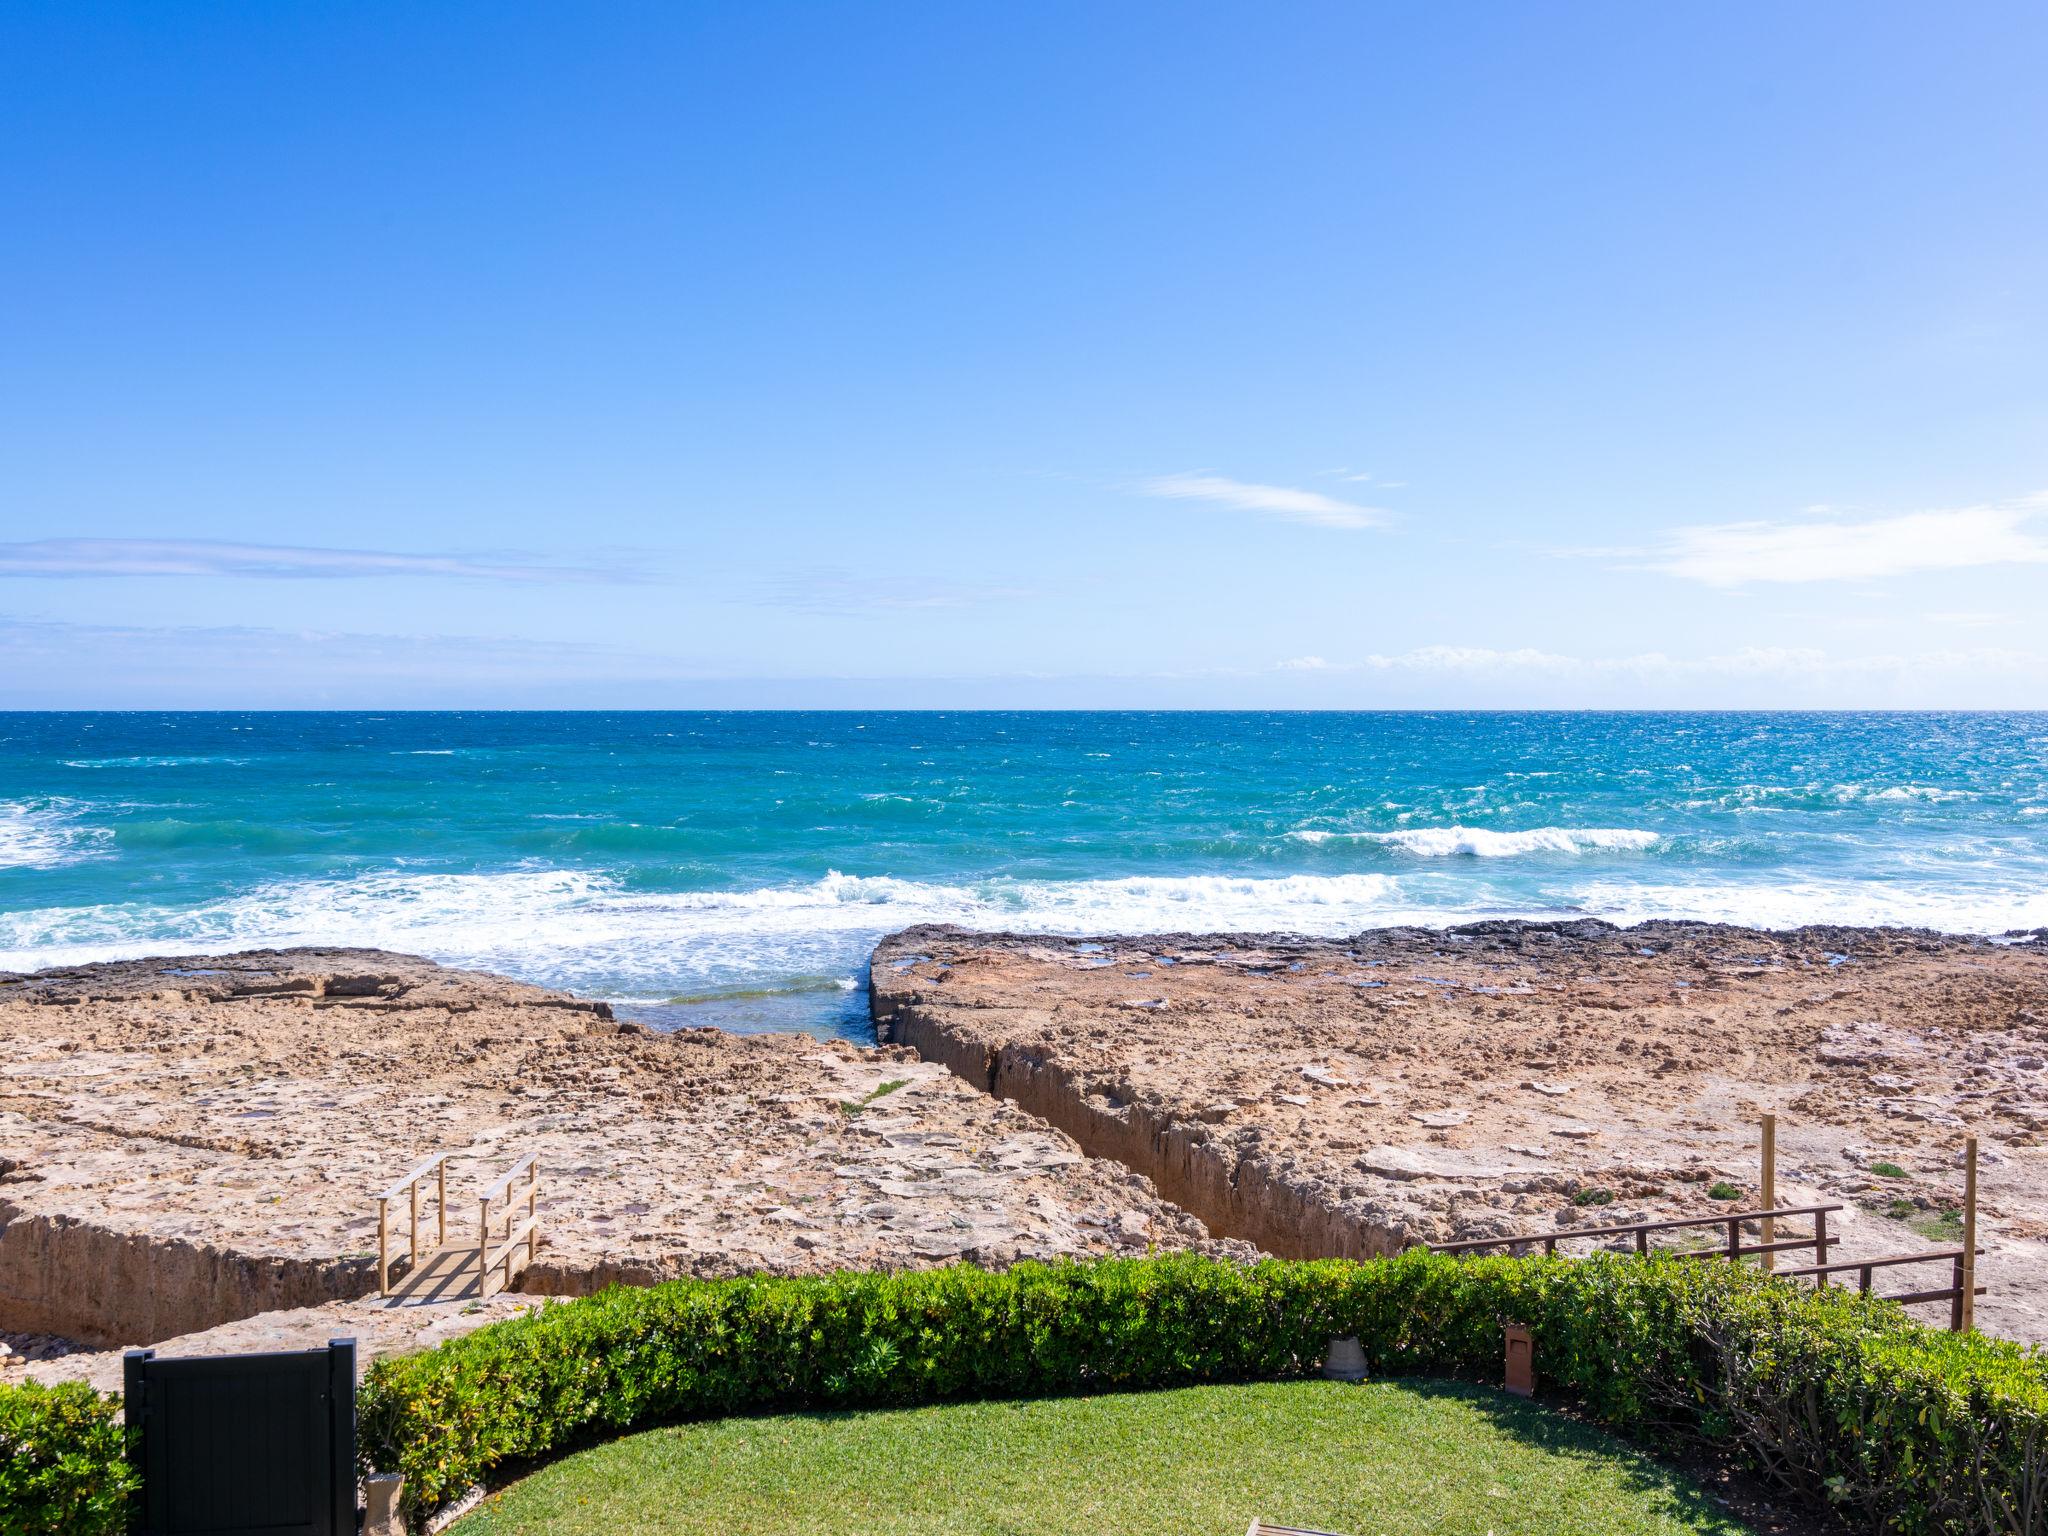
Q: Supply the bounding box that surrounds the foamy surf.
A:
[0,800,112,871]
[1291,825,1663,857]
[5,861,2044,1006]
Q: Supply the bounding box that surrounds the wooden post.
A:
[437,1158,447,1247]
[1503,1323,1534,1398]
[1960,1134,1978,1333]
[409,1179,420,1275]
[527,1163,540,1270]
[479,1195,491,1298]
[377,1196,390,1296]
[1759,1115,1777,1273]
[1813,1207,1830,1287]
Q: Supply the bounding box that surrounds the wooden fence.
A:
[1429,1201,1841,1265]
[1428,1200,1985,1330]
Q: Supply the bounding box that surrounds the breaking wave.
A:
[0,800,111,871]
[6,856,2043,1007]
[1292,825,1663,857]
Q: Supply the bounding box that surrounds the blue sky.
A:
[2,2,2044,708]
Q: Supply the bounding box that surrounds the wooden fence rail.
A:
[1429,1202,1841,1266]
[1429,1201,1985,1332]
[1775,1246,1987,1328]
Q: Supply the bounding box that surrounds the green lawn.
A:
[453,1379,1753,1536]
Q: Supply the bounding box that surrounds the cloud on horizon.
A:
[0,537,632,582]
[1645,494,2048,586]
[1274,643,2048,682]
[751,569,1040,616]
[1140,473,1387,530]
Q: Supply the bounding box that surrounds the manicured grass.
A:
[452,1379,1751,1536]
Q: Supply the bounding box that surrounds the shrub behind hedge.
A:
[0,1378,136,1536]
[358,1250,2048,1534]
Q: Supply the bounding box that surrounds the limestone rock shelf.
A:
[870,919,2048,1343]
[1,948,1234,1354]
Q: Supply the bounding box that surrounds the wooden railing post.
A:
[377,1197,391,1296]
[437,1158,447,1248]
[1813,1208,1830,1286]
[528,1162,540,1270]
[479,1194,492,1298]
[1725,1217,1739,1260]
[1960,1135,1978,1333]
[409,1179,420,1277]
[1760,1115,1777,1274]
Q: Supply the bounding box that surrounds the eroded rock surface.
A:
[872,921,2048,1342]
[0,949,1231,1349]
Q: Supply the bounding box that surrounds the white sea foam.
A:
[1569,878,2048,935]
[1848,784,1976,804]
[4,858,2043,1001]
[0,800,111,870]
[61,756,250,769]
[0,866,1422,988]
[1290,825,1662,857]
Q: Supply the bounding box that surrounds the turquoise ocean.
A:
[3,712,2044,1040]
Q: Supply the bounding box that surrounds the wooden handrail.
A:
[375,1152,452,1297]
[1775,1246,1983,1280]
[481,1152,538,1204]
[374,1151,449,1205]
[477,1150,542,1298]
[484,1215,541,1273]
[1429,1203,1842,1255]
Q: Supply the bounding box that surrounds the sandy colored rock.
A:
[871,920,2048,1342]
[0,949,1234,1349]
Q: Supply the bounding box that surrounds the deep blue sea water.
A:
[3,712,2045,1039]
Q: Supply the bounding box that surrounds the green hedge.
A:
[358,1250,2048,1535]
[0,1379,136,1536]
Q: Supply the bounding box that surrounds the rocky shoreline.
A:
[5,920,2046,1391]
[872,919,2048,1341]
[0,948,1237,1383]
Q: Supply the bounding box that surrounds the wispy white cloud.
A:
[1645,494,2048,586]
[753,569,1039,616]
[1271,643,2046,681]
[0,537,630,582]
[1141,473,1387,530]
[1922,611,2012,629]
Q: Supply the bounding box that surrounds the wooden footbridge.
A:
[372,1149,542,1304]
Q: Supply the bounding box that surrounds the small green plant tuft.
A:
[1706,1181,1740,1201]
[836,1079,910,1116]
[1911,1207,1965,1244]
[1885,1197,1918,1222]
[1870,1161,1909,1179]
[1572,1187,1615,1207]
